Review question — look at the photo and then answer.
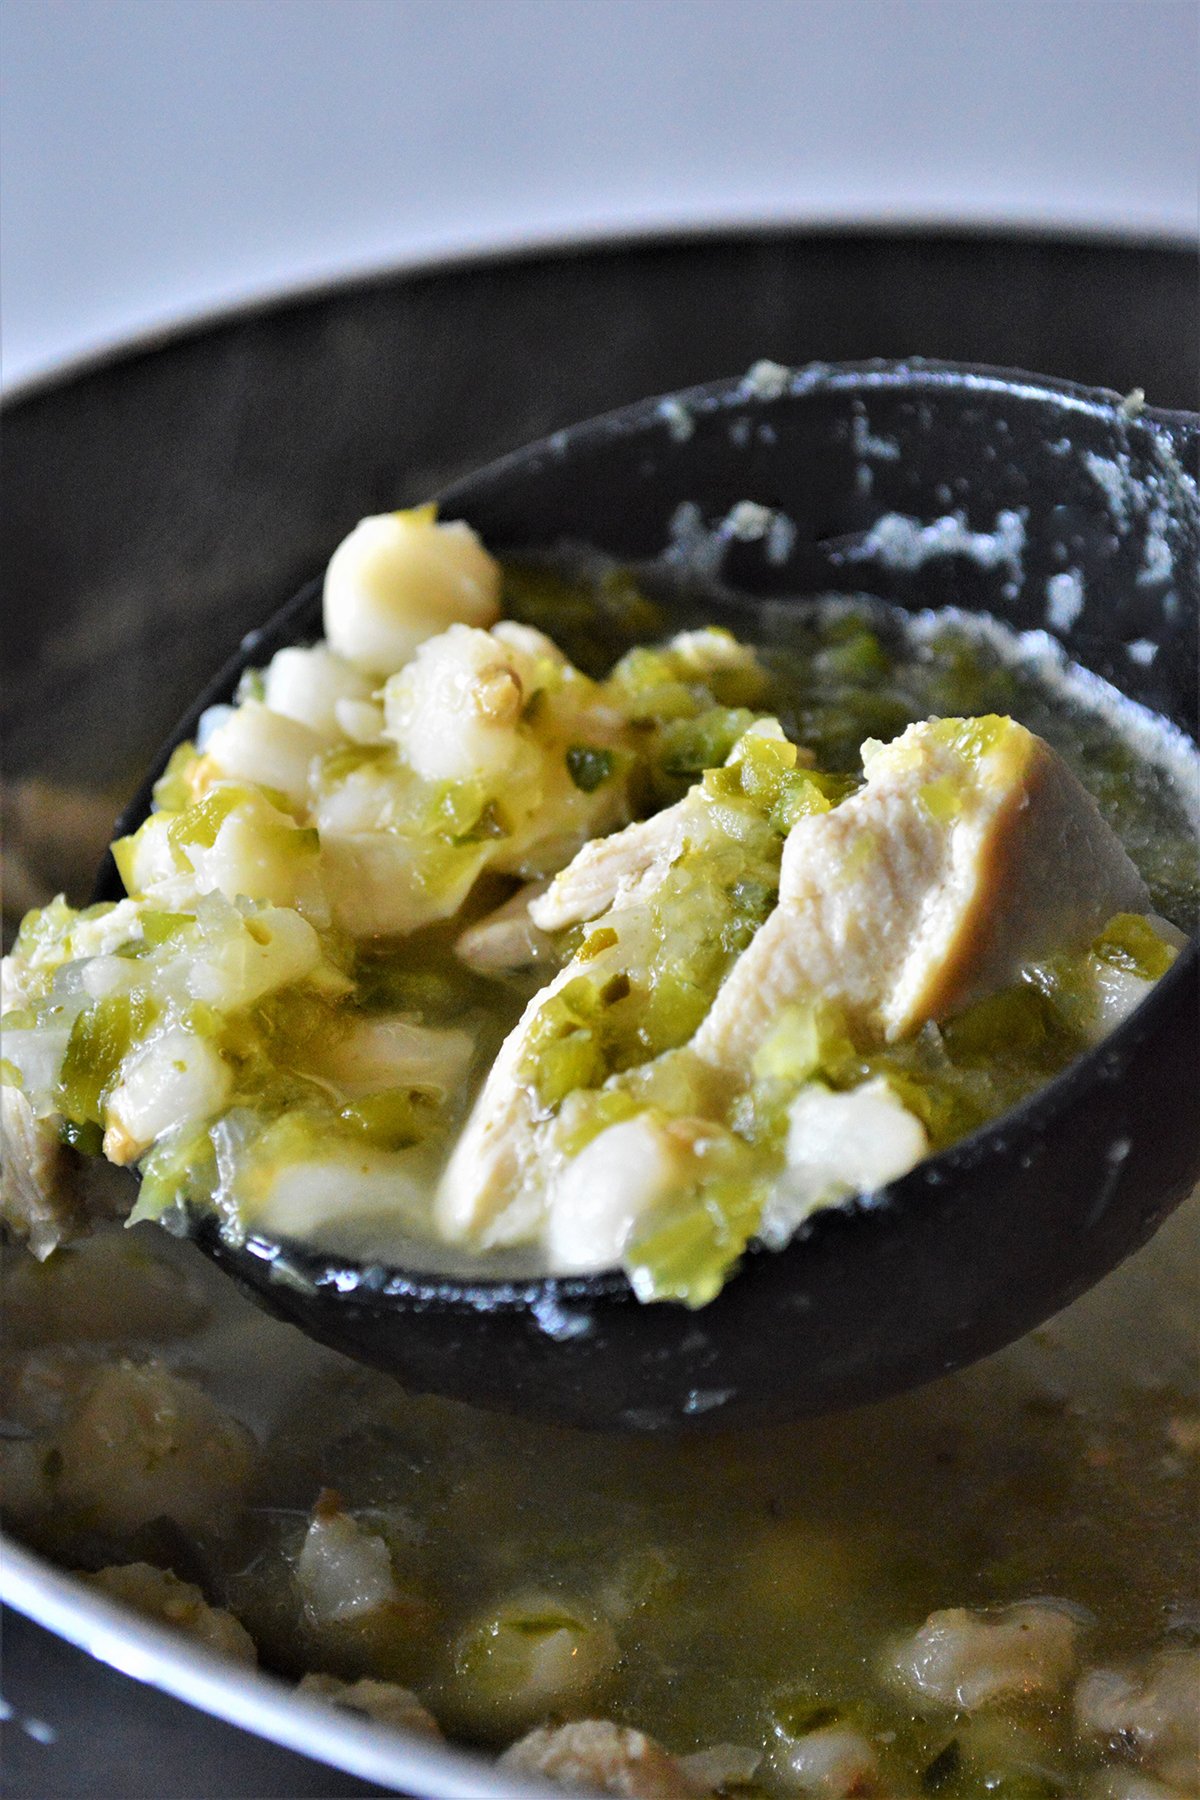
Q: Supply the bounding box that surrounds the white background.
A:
[2,0,1197,389]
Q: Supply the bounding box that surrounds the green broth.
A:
[4,1193,1196,1794]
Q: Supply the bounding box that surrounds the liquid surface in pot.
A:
[2,1195,1197,1796]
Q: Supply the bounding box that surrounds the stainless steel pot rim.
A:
[5,216,1196,409]
[0,1534,538,1799]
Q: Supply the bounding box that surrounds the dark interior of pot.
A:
[2,231,1198,1800]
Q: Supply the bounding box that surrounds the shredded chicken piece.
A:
[434,952,589,1244]
[441,716,1153,1269]
[438,724,788,1247]
[529,800,696,932]
[529,719,789,933]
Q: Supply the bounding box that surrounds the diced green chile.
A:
[565,745,617,792]
[57,993,157,1127]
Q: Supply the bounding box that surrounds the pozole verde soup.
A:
[1,521,1198,1797]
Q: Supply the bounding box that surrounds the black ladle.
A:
[95,360,1200,1430]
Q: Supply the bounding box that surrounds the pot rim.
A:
[3,216,1197,409]
[0,1532,542,1797]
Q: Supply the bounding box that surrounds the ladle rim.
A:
[96,357,1200,1321]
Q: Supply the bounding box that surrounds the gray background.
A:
[3,0,1197,388]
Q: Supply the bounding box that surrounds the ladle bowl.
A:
[95,360,1200,1430]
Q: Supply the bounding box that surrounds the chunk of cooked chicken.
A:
[530,719,792,932]
[454,881,555,973]
[437,716,1157,1276]
[84,1562,257,1664]
[758,1076,930,1247]
[498,1719,702,1798]
[1,1083,88,1259]
[529,804,697,933]
[433,953,595,1248]
[436,725,792,1247]
[693,716,1148,1073]
[1075,1649,1200,1791]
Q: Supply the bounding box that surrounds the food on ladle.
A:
[439,712,1163,1286]
[0,511,1191,1309]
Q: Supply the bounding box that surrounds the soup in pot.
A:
[1,515,1197,1798]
